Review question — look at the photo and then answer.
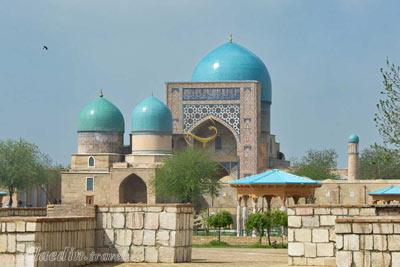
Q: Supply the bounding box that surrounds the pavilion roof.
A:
[369,185,400,195]
[229,169,320,186]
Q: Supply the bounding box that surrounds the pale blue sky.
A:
[1,0,399,167]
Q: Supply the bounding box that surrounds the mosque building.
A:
[61,38,289,205]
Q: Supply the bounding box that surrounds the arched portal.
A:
[119,174,147,204]
[190,119,239,179]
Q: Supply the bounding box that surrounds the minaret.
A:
[347,134,360,181]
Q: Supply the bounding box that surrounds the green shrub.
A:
[207,210,233,244]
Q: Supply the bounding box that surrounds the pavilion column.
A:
[251,196,259,237]
[242,196,249,237]
[236,196,242,237]
[264,196,273,212]
[252,196,258,213]
[279,194,287,211]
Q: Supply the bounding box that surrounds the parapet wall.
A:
[95,204,193,263]
[47,204,95,217]
[0,208,46,217]
[288,205,376,266]
[336,217,400,267]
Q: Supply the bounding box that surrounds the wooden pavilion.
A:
[229,169,321,236]
[369,185,400,204]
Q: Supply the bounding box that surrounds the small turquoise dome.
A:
[348,134,359,144]
[78,95,124,132]
[131,96,172,134]
[192,41,272,102]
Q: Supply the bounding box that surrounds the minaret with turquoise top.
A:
[347,134,360,181]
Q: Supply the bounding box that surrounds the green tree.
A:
[375,59,400,148]
[154,148,221,206]
[360,144,400,180]
[292,149,339,180]
[271,210,288,246]
[0,139,51,207]
[207,210,233,244]
[37,164,63,204]
[245,212,272,245]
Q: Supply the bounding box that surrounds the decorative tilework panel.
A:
[183,104,240,135]
[182,88,240,101]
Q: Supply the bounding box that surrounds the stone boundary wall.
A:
[95,204,193,263]
[288,204,376,266]
[0,208,46,217]
[336,217,400,267]
[0,216,95,267]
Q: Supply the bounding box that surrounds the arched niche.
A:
[119,174,147,204]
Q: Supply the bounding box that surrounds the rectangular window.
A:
[86,196,94,205]
[86,177,94,192]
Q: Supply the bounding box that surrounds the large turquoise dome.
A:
[131,96,172,134]
[192,41,272,102]
[78,95,125,132]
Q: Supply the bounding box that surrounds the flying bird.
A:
[42,45,48,50]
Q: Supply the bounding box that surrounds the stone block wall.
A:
[288,205,376,266]
[0,208,46,217]
[336,217,400,267]
[94,204,193,263]
[0,216,95,267]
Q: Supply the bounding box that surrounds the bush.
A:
[245,212,272,244]
[207,210,233,244]
[208,240,230,247]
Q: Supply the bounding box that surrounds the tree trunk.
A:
[39,184,53,204]
[206,208,210,235]
[218,227,221,244]
[8,188,14,207]
[267,227,271,246]
[258,230,262,244]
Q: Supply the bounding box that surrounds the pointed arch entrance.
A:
[119,174,147,203]
[189,117,240,179]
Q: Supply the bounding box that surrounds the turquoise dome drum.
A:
[192,41,272,103]
[131,96,172,134]
[78,95,125,133]
[348,134,360,144]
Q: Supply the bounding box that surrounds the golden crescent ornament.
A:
[184,119,218,148]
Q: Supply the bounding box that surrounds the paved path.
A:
[93,248,288,266]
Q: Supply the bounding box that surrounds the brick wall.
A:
[336,217,400,267]
[288,205,376,266]
[94,204,193,263]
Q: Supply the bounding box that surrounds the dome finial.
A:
[228,33,233,43]
[98,89,103,97]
